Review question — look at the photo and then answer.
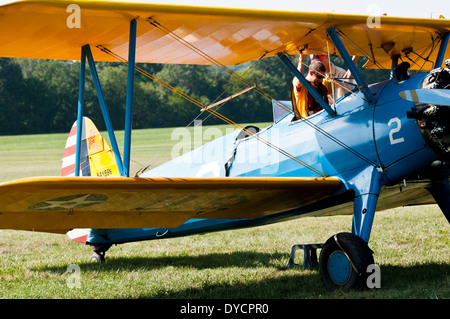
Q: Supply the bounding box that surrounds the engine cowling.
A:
[407,62,450,160]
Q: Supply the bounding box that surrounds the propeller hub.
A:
[408,67,450,160]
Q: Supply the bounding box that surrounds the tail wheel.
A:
[89,252,105,263]
[319,232,374,290]
[88,243,111,263]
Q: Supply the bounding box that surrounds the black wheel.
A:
[319,232,374,290]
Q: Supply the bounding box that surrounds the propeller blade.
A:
[400,89,450,106]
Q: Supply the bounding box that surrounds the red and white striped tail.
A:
[62,117,119,244]
[63,119,90,244]
[61,122,78,177]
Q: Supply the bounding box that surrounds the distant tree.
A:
[0,58,27,134]
[0,55,394,135]
[28,60,80,132]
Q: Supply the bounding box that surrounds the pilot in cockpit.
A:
[312,54,359,104]
[292,55,331,119]
[291,54,358,120]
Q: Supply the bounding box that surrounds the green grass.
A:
[0,207,448,299]
[0,122,261,181]
[0,125,449,299]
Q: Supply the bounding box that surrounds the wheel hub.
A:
[327,251,351,285]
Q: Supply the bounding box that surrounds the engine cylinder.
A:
[407,65,450,160]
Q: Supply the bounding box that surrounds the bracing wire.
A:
[280,53,377,167]
[97,45,327,177]
[137,55,272,173]
[333,28,392,80]
[97,18,412,176]
[147,18,292,113]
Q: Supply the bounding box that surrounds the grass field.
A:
[0,124,449,299]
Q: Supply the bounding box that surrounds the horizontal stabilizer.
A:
[0,176,342,232]
[399,89,450,106]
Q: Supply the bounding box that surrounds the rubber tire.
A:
[319,232,374,290]
[89,252,104,263]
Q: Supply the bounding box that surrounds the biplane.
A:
[0,0,449,290]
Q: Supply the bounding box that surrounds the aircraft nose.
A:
[406,66,450,160]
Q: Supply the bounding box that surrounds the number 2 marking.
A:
[388,117,405,145]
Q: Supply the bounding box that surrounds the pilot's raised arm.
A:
[292,54,306,89]
[291,55,332,119]
[311,54,359,103]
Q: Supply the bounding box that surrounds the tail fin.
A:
[62,117,120,177]
[63,117,120,244]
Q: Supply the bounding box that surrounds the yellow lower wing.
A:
[0,176,342,233]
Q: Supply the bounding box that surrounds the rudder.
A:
[62,117,120,177]
[63,117,120,244]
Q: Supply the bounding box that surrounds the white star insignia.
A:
[29,194,107,211]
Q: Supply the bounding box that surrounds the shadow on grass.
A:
[33,250,449,298]
[139,261,449,299]
[379,262,450,293]
[36,251,327,298]
[142,261,450,299]
[40,251,291,272]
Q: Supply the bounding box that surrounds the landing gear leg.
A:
[350,167,383,242]
[319,166,382,290]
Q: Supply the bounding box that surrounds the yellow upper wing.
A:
[0,1,449,69]
[0,176,341,232]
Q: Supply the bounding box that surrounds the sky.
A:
[0,0,448,18]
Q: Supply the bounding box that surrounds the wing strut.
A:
[123,19,137,177]
[100,46,328,177]
[326,27,374,104]
[76,44,124,176]
[435,32,450,69]
[201,86,256,112]
[75,47,86,177]
[277,52,336,117]
[75,19,138,177]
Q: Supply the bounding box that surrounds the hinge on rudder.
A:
[287,243,324,269]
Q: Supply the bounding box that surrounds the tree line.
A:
[0,56,388,135]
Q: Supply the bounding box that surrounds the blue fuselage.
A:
[148,73,437,182]
[87,73,440,245]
